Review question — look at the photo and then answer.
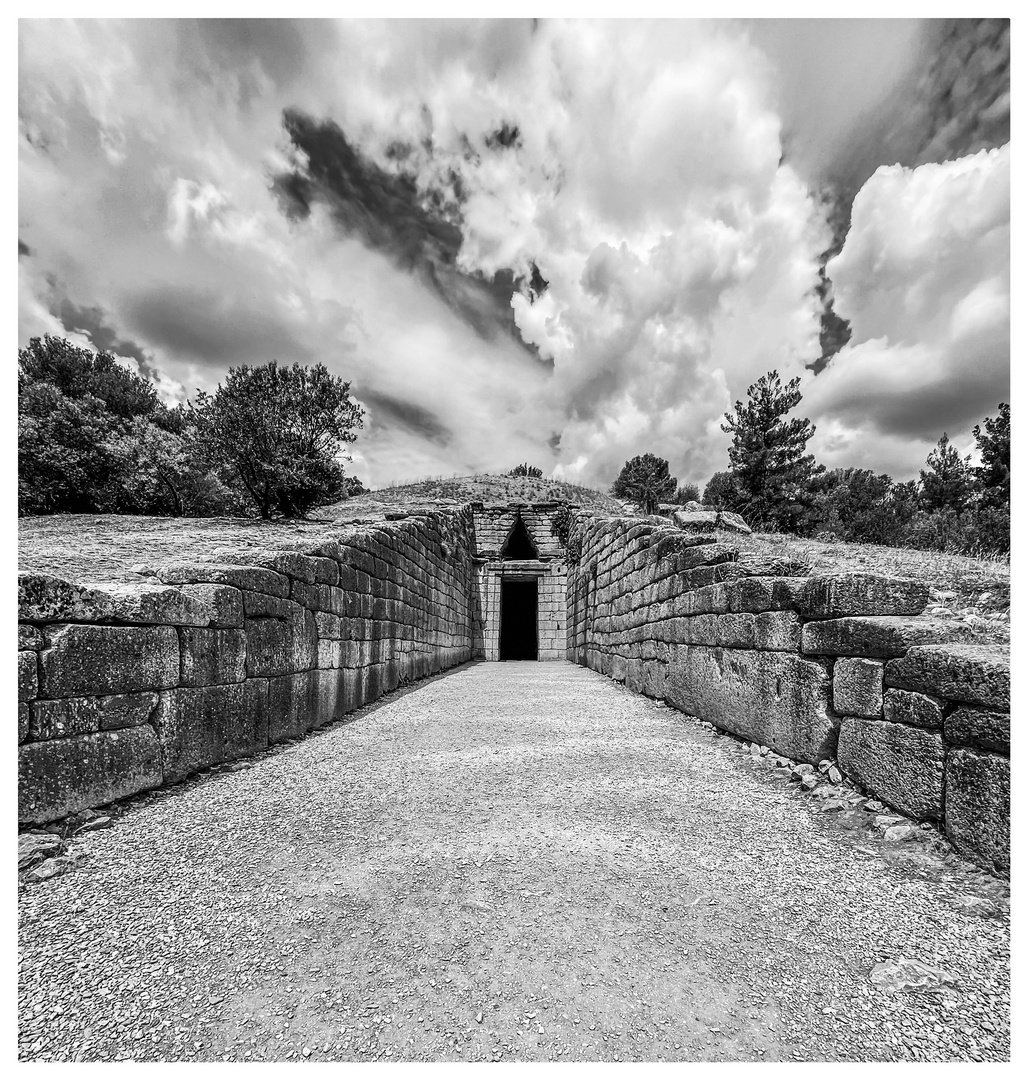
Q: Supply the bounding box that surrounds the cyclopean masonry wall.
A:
[567,512,1010,875]
[18,509,477,826]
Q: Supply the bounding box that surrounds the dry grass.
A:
[18,481,1010,650]
[733,531,1010,646]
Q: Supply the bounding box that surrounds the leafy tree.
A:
[702,470,742,510]
[919,433,973,516]
[673,482,701,504]
[19,334,161,421]
[720,370,822,531]
[816,468,899,545]
[189,361,365,519]
[972,403,1010,498]
[611,453,677,515]
[508,463,543,478]
[18,382,125,514]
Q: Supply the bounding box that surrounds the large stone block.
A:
[801,616,963,658]
[754,611,802,651]
[244,600,317,678]
[179,628,247,686]
[883,688,944,730]
[19,704,29,744]
[291,580,358,616]
[664,646,837,762]
[945,747,1009,874]
[832,657,884,718]
[726,576,805,614]
[39,625,180,697]
[30,691,158,740]
[19,651,38,702]
[798,573,928,619]
[19,625,43,650]
[176,584,243,628]
[714,613,755,649]
[19,727,162,824]
[945,706,1009,754]
[266,671,318,743]
[19,574,211,625]
[154,682,269,782]
[673,509,751,535]
[836,717,944,820]
[157,563,290,599]
[233,551,339,586]
[885,643,1009,710]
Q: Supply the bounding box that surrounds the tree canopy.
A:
[189,361,365,519]
[611,453,677,514]
[720,370,822,531]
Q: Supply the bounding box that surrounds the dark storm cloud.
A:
[54,299,164,378]
[271,108,542,357]
[359,389,453,448]
[124,285,312,372]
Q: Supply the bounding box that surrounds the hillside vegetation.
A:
[19,474,1008,647]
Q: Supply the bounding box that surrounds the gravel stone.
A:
[18,663,1009,1062]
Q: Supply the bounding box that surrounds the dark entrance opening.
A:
[500,579,538,660]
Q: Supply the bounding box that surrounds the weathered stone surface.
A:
[946,747,1009,873]
[665,645,837,762]
[291,581,357,617]
[945,705,1009,755]
[19,703,30,744]
[244,600,317,678]
[314,611,346,639]
[674,543,739,573]
[18,832,65,872]
[883,688,944,730]
[157,563,290,599]
[836,717,944,820]
[19,727,162,824]
[18,574,211,626]
[799,573,928,619]
[801,616,962,658]
[39,625,180,697]
[30,692,159,740]
[832,658,884,718]
[19,625,43,650]
[19,651,38,702]
[885,643,1009,710]
[726,577,805,614]
[753,611,802,652]
[179,628,247,686]
[176,584,243,628]
[154,682,269,782]
[231,550,340,585]
[714,613,755,649]
[673,509,751,535]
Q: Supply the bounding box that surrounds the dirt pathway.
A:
[19,662,1009,1062]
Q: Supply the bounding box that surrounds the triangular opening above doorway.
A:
[500,513,539,559]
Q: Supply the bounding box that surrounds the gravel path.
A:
[19,661,1010,1062]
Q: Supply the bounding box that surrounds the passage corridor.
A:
[18,662,1009,1062]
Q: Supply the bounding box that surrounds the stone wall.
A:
[567,513,1010,874]
[18,509,476,825]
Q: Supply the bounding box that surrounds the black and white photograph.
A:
[16,12,1010,1064]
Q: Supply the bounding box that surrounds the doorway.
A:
[500,579,538,660]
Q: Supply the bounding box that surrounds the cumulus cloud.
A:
[804,145,1009,477]
[17,18,1009,489]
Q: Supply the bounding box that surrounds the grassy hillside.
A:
[368,473,624,511]
[17,474,1008,646]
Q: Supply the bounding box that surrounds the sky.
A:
[17,17,1010,490]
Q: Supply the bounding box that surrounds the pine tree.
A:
[919,433,973,516]
[720,370,822,531]
[611,453,677,515]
